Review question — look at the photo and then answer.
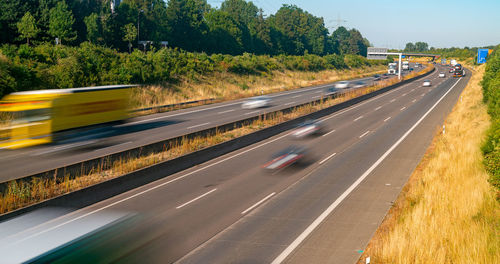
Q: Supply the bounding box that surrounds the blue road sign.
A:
[402,55,405,58]
[477,49,489,64]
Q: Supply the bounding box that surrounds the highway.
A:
[0,70,408,182]
[0,64,470,263]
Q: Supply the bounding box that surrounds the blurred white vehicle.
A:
[422,80,431,87]
[262,145,306,170]
[291,119,324,138]
[439,73,445,78]
[334,81,351,89]
[241,96,271,109]
[352,80,367,88]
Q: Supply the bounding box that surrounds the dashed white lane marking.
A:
[314,91,322,93]
[186,122,210,129]
[31,141,97,156]
[322,129,336,137]
[319,152,337,165]
[291,95,301,98]
[400,107,406,111]
[402,93,407,96]
[390,99,396,103]
[412,99,416,103]
[375,106,382,111]
[241,192,276,215]
[312,95,321,99]
[421,93,425,96]
[353,116,363,122]
[218,109,236,114]
[176,188,217,209]
[384,117,391,122]
[359,131,370,138]
[284,101,296,106]
[271,77,463,264]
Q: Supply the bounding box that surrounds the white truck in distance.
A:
[450,59,458,66]
[402,61,409,70]
[388,62,397,75]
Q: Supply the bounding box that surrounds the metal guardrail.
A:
[0,67,437,221]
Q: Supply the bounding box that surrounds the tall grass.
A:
[0,66,432,214]
[360,64,500,263]
[130,66,386,110]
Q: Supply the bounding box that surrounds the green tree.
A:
[17,12,39,45]
[84,13,100,43]
[123,23,137,53]
[415,41,429,52]
[404,42,416,52]
[48,1,76,44]
[206,9,242,54]
[331,26,351,55]
[166,0,209,52]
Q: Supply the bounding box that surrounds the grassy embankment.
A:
[360,63,500,263]
[131,65,386,110]
[0,65,433,214]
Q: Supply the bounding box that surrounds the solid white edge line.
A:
[319,152,337,165]
[271,77,462,264]
[241,192,276,215]
[187,122,210,130]
[22,72,433,240]
[176,188,217,209]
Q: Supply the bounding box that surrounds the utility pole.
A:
[137,9,143,44]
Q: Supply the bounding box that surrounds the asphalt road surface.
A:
[0,65,469,263]
[0,68,417,182]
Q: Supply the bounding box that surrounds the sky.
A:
[206,0,500,49]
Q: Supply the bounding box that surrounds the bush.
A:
[481,45,500,193]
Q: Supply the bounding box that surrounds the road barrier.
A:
[0,67,435,221]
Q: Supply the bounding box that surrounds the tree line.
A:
[0,0,371,56]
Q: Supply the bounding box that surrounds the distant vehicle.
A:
[439,73,446,78]
[449,68,455,73]
[291,119,324,138]
[382,73,390,79]
[402,61,409,70]
[450,59,458,66]
[0,85,134,149]
[388,62,398,75]
[453,64,465,77]
[334,81,351,89]
[352,80,367,88]
[262,145,306,170]
[414,63,421,68]
[241,96,271,109]
[422,80,431,87]
[409,67,414,71]
[373,74,382,81]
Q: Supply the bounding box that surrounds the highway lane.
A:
[0,64,463,263]
[0,68,416,182]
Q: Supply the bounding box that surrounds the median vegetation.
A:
[360,60,500,263]
[0,65,433,215]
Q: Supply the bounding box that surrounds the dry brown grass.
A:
[130,66,386,109]
[0,66,431,214]
[360,64,500,263]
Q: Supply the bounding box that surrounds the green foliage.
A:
[122,23,137,52]
[481,45,500,193]
[48,1,76,44]
[84,13,99,44]
[404,42,429,52]
[17,12,39,45]
[0,44,387,98]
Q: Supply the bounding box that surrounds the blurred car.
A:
[262,145,306,170]
[439,72,445,78]
[409,67,414,71]
[382,73,390,79]
[422,80,431,87]
[414,64,419,68]
[241,96,271,109]
[449,68,455,73]
[352,80,367,88]
[373,74,382,81]
[334,81,351,89]
[291,119,324,138]
[323,87,341,97]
